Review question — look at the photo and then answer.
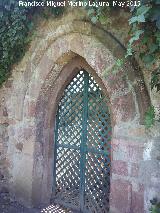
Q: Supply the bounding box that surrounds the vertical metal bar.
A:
[52,108,59,198]
[80,71,89,212]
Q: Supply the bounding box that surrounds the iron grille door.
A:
[53,70,111,213]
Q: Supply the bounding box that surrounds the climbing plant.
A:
[124,0,160,127]
[127,0,160,93]
[85,0,160,127]
[150,198,160,213]
[0,0,33,84]
[0,0,63,85]
[85,0,160,89]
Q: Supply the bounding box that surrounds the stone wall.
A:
[0,88,10,193]
[0,8,159,213]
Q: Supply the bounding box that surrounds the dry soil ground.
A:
[0,192,75,213]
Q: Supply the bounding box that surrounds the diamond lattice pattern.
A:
[54,70,111,213]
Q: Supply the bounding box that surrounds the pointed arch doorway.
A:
[52,69,112,213]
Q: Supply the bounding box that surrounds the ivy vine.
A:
[85,0,160,88]
[123,0,160,127]
[0,0,63,85]
[150,198,160,213]
[84,0,160,127]
[127,0,160,97]
[0,0,32,85]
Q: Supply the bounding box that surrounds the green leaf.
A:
[126,44,133,57]
[91,16,98,24]
[155,31,160,45]
[151,7,160,20]
[155,31,160,38]
[87,8,95,16]
[156,18,160,29]
[151,69,160,92]
[141,34,149,44]
[144,106,155,128]
[129,5,151,24]
[142,54,155,64]
[129,16,138,24]
[129,30,144,45]
[137,14,146,22]
[99,15,109,25]
[116,59,124,67]
[149,43,158,54]
[129,14,145,24]
[136,5,151,16]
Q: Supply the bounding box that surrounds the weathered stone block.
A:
[112,160,128,176]
[110,179,132,213]
[112,140,129,161]
[131,190,144,213]
[129,145,143,163]
[104,69,129,95]
[111,92,136,122]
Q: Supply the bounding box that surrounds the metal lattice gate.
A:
[53,70,111,213]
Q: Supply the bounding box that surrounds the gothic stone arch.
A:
[6,20,150,213]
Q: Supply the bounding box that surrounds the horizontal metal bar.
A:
[57,144,110,158]
[57,143,80,150]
